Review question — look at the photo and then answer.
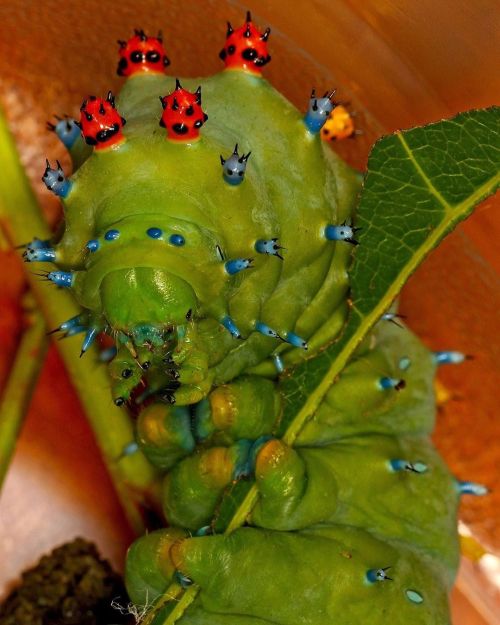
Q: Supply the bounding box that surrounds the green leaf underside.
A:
[152,107,500,625]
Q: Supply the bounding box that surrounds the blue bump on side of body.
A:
[255,238,284,259]
[405,590,424,604]
[379,376,405,391]
[169,234,186,246]
[47,271,74,288]
[147,227,163,239]
[86,239,100,252]
[23,247,57,263]
[399,356,411,371]
[284,331,308,350]
[225,258,253,275]
[365,567,392,583]
[104,229,120,241]
[255,321,281,339]
[324,223,360,245]
[389,459,428,474]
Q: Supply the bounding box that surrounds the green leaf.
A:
[149,106,500,625]
[279,105,500,443]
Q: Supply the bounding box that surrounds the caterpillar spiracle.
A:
[24,12,483,625]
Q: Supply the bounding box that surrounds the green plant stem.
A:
[0,295,47,490]
[0,106,158,534]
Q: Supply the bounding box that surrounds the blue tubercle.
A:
[389,459,428,474]
[398,356,411,371]
[23,247,57,263]
[255,238,284,260]
[225,258,253,275]
[220,143,251,185]
[405,590,424,604]
[86,239,100,252]
[80,326,100,357]
[47,116,81,149]
[325,222,360,245]
[255,321,281,339]
[221,315,242,339]
[366,567,392,583]
[303,88,335,133]
[284,331,308,350]
[41,159,72,198]
[457,480,489,496]
[433,351,470,365]
[147,227,163,239]
[47,271,74,288]
[104,229,120,241]
[169,234,185,246]
[379,376,405,391]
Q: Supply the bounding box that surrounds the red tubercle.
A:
[159,80,208,142]
[78,92,126,151]
[219,11,271,75]
[117,29,170,77]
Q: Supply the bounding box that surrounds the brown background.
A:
[0,1,499,623]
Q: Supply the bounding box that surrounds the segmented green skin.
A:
[52,71,458,624]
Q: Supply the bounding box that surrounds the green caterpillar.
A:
[25,12,485,625]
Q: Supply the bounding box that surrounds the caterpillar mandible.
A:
[24,10,486,625]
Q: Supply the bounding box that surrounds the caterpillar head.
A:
[100,268,197,335]
[219,11,271,75]
[159,80,208,141]
[117,29,170,77]
[79,92,126,150]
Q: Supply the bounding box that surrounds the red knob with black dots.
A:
[78,92,126,150]
[159,80,208,142]
[117,29,170,77]
[219,11,271,75]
